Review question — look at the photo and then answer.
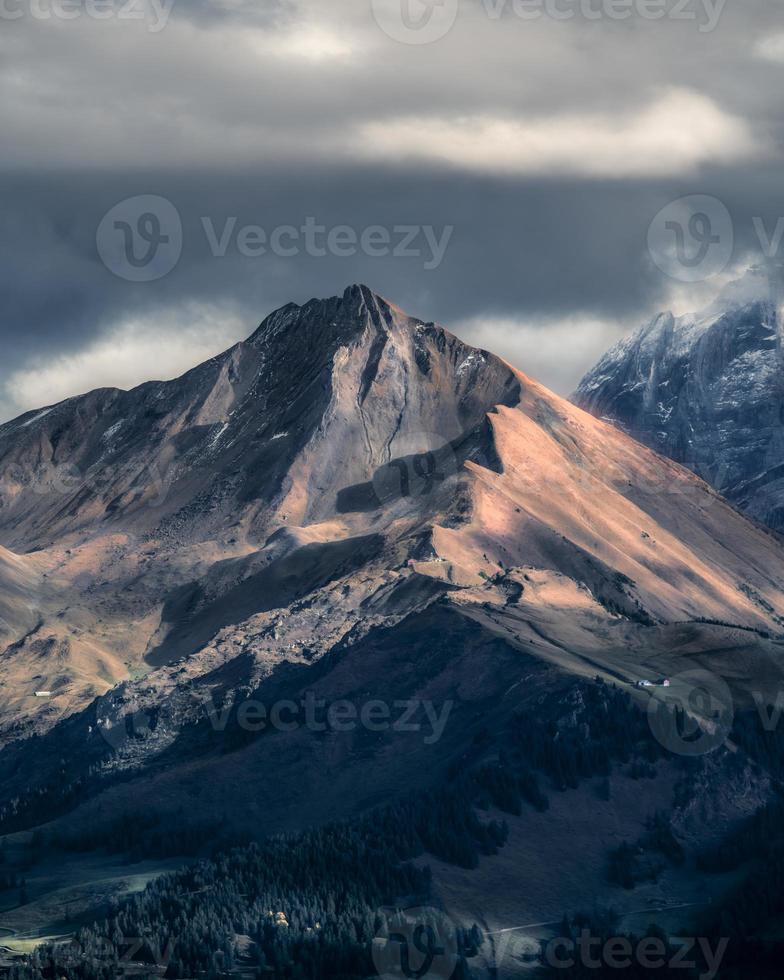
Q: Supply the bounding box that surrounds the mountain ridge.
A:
[1,286,784,964]
[574,267,784,532]
[0,284,469,435]
[0,283,783,757]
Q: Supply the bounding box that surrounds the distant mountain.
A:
[574,267,784,532]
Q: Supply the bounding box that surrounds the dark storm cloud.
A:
[4,161,782,383]
[0,166,677,358]
[1,0,783,416]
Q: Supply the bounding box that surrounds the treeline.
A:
[0,674,664,840]
[473,757,550,815]
[688,708,784,974]
[696,796,784,973]
[509,678,666,791]
[541,912,705,979]
[0,679,684,980]
[52,811,234,862]
[608,813,684,889]
[698,839,784,978]
[730,706,784,779]
[0,771,93,838]
[5,807,477,980]
[697,798,784,875]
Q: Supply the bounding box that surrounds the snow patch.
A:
[456,352,484,376]
[208,421,230,449]
[18,407,54,429]
[102,420,125,442]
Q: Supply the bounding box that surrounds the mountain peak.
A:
[575,270,784,530]
[246,284,400,349]
[3,282,784,763]
[333,282,398,327]
[714,263,784,311]
[341,282,390,307]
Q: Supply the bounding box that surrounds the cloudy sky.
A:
[1,0,783,421]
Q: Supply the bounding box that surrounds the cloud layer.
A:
[1,0,783,420]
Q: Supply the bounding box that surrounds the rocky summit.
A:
[575,267,784,532]
[2,284,784,749]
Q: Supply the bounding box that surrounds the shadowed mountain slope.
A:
[575,267,784,532]
[2,288,784,972]
[0,283,782,758]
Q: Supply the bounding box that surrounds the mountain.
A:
[1,284,784,746]
[0,284,521,737]
[0,285,520,549]
[574,267,784,532]
[2,286,784,973]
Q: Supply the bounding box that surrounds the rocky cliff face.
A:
[0,284,520,550]
[2,283,784,755]
[0,284,522,736]
[575,269,784,531]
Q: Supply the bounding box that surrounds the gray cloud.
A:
[1,0,783,420]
